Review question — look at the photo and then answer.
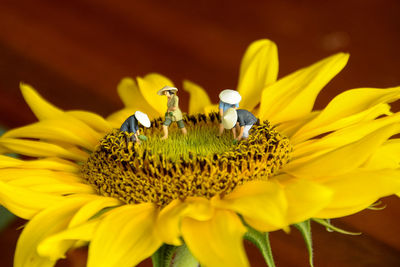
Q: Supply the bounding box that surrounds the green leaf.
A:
[244,226,275,267]
[294,220,313,267]
[151,244,176,267]
[312,218,361,235]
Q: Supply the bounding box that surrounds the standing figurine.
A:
[157,85,187,140]
[222,108,258,141]
[218,89,241,137]
[120,111,151,143]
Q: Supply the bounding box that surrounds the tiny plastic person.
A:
[120,111,151,143]
[157,85,187,139]
[222,108,258,141]
[218,89,241,137]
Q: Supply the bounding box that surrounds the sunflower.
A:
[1,39,399,267]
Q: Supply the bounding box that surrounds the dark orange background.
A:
[0,0,399,266]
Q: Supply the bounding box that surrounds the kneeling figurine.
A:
[222,108,258,141]
[120,111,151,144]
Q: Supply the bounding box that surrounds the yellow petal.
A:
[183,80,212,114]
[156,197,214,246]
[69,196,121,228]
[137,73,174,115]
[0,168,81,183]
[0,138,88,161]
[315,201,375,219]
[88,203,162,267]
[287,123,400,178]
[2,119,101,151]
[117,78,160,117]
[0,180,64,219]
[212,180,287,232]
[181,210,248,267]
[237,39,279,111]
[0,155,21,168]
[67,110,112,133]
[274,175,333,224]
[315,169,400,218]
[8,177,93,195]
[204,104,219,115]
[363,139,400,170]
[291,86,400,142]
[38,219,100,260]
[276,111,319,138]
[20,83,64,120]
[291,103,391,145]
[0,157,79,172]
[259,53,349,124]
[14,195,95,267]
[293,112,400,161]
[106,108,137,128]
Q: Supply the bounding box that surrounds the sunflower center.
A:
[81,113,292,207]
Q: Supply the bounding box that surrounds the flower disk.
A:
[81,113,292,207]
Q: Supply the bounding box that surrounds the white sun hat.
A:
[219,89,241,105]
[134,111,151,128]
[222,108,238,129]
[157,85,178,96]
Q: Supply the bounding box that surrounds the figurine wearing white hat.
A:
[222,108,258,141]
[120,111,151,143]
[157,85,187,139]
[218,89,241,137]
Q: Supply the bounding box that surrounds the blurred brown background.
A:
[0,0,399,266]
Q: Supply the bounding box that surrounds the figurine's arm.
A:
[134,130,141,144]
[232,127,236,139]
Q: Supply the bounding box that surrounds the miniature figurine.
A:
[222,108,258,141]
[120,111,151,143]
[157,85,187,140]
[218,89,241,137]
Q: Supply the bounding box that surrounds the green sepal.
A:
[244,225,275,267]
[294,220,314,267]
[367,201,386,210]
[312,218,361,235]
[151,244,176,267]
[172,244,199,267]
[0,206,16,232]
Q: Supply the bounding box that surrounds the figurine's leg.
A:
[181,127,187,135]
[242,125,253,139]
[218,123,224,136]
[161,125,169,140]
[177,120,187,136]
[162,118,171,140]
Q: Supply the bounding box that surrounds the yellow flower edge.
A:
[0,39,398,267]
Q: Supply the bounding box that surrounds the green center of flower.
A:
[81,113,292,207]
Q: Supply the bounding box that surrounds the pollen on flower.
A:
[81,113,292,207]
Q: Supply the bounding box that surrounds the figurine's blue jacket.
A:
[120,115,139,133]
[219,101,239,113]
